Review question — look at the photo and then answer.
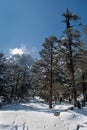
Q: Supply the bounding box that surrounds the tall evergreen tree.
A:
[38,36,59,108]
[60,9,81,106]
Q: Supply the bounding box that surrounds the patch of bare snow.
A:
[55,104,87,130]
[0,100,67,130]
[0,97,87,130]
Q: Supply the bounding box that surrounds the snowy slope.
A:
[0,97,87,130]
[54,103,87,130]
[0,110,65,130]
[0,98,67,130]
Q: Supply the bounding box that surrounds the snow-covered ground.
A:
[54,103,87,130]
[0,97,87,130]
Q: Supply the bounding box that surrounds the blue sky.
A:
[0,0,87,58]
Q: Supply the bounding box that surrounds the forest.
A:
[0,9,87,109]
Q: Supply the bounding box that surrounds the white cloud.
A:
[9,45,39,58]
[9,45,27,55]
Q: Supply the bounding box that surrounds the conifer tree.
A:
[60,9,81,106]
[39,36,58,108]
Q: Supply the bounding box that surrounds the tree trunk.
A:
[49,43,53,108]
[69,47,77,104]
[66,15,77,106]
[81,73,86,107]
